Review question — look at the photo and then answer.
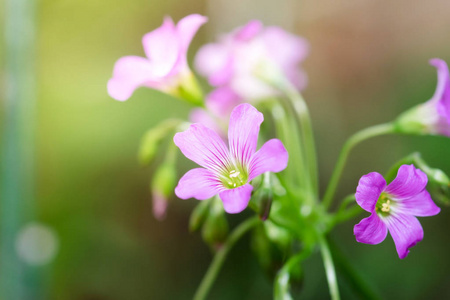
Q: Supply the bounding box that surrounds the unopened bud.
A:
[189,199,211,232]
[151,163,177,220]
[201,197,229,249]
[138,119,180,165]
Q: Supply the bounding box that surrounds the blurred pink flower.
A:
[152,192,168,221]
[195,20,309,100]
[395,58,450,136]
[189,108,224,138]
[189,87,242,138]
[108,14,207,101]
[205,87,242,119]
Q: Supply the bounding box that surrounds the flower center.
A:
[375,193,392,216]
[221,168,248,189]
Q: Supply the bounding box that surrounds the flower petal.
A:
[248,139,288,181]
[206,87,242,119]
[385,214,423,259]
[152,191,168,220]
[355,172,386,212]
[175,168,223,200]
[107,56,160,101]
[176,14,208,51]
[234,20,263,41]
[385,165,428,200]
[219,184,253,214]
[261,26,309,68]
[189,108,225,138]
[174,124,231,173]
[429,58,450,124]
[396,190,441,217]
[228,104,264,166]
[142,17,180,77]
[354,213,388,245]
[194,43,233,86]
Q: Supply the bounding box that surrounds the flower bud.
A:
[189,199,210,232]
[138,119,180,165]
[251,223,282,278]
[201,197,229,249]
[394,59,450,137]
[151,162,177,220]
[250,172,275,220]
[418,163,450,206]
[170,71,205,107]
[251,220,294,280]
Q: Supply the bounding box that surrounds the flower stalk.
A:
[318,235,340,300]
[193,216,260,300]
[322,123,396,209]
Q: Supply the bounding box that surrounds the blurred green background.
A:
[1,0,450,299]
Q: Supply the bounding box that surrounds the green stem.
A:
[318,235,340,300]
[322,123,396,209]
[280,83,318,198]
[1,0,37,299]
[274,246,313,300]
[193,216,260,300]
[328,239,382,300]
[271,102,306,191]
[332,205,363,226]
[336,194,356,216]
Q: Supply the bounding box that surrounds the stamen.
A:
[220,168,248,189]
[381,199,390,212]
[229,170,240,178]
[376,193,393,216]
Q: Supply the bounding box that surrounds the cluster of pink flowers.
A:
[195,20,309,102]
[108,14,446,260]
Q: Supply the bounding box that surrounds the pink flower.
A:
[395,58,450,136]
[108,14,207,101]
[174,104,288,214]
[189,87,242,138]
[354,165,440,259]
[205,87,242,119]
[195,20,309,100]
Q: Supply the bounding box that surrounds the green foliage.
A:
[138,119,180,165]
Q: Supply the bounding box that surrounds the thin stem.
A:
[322,123,396,209]
[274,246,313,300]
[336,194,356,216]
[318,235,340,300]
[280,82,318,198]
[271,102,306,191]
[260,70,317,198]
[1,0,37,299]
[193,216,260,300]
[332,205,363,226]
[328,239,382,300]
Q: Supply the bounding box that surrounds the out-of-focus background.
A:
[1,0,450,299]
